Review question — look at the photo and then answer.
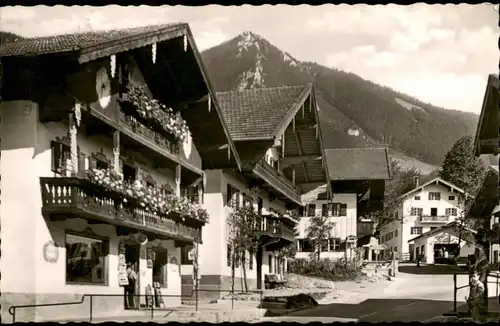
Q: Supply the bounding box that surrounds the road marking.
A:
[358,301,419,320]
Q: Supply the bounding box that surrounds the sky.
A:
[1,4,498,114]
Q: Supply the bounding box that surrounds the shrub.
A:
[288,258,363,281]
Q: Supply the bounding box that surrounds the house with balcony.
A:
[380,177,465,262]
[295,148,392,261]
[473,74,500,263]
[179,84,331,299]
[0,24,241,322]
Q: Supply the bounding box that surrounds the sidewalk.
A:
[40,301,266,323]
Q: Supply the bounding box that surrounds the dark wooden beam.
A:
[280,155,322,169]
[293,130,309,183]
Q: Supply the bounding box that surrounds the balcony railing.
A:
[40,177,200,242]
[420,215,451,223]
[254,215,295,243]
[253,160,301,205]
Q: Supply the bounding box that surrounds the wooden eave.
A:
[467,167,499,218]
[474,74,499,156]
[397,177,465,201]
[73,23,240,172]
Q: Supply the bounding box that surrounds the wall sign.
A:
[43,240,59,263]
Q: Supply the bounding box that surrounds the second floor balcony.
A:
[420,215,451,223]
[253,214,295,251]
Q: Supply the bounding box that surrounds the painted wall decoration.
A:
[147,248,154,268]
[43,240,59,263]
[118,253,128,286]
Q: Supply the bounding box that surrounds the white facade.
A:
[379,179,464,260]
[296,193,357,260]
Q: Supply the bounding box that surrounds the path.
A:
[261,263,476,323]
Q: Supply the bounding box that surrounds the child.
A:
[466,271,485,322]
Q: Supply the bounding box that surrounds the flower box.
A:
[118,86,190,143]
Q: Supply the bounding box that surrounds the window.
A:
[411,207,423,216]
[180,245,193,265]
[331,203,347,216]
[122,163,137,182]
[258,198,263,215]
[395,211,399,219]
[414,196,421,200]
[445,208,457,216]
[226,184,240,208]
[448,195,456,201]
[494,250,499,264]
[329,238,341,251]
[51,141,71,175]
[298,206,305,216]
[66,233,108,285]
[307,204,316,217]
[429,192,441,200]
[394,229,398,237]
[321,204,328,217]
[430,208,438,216]
[298,239,315,252]
[152,249,168,287]
[411,227,423,235]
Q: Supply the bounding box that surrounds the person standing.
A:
[125,262,137,309]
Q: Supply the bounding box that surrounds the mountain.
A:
[201,31,479,171]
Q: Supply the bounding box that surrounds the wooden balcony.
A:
[420,215,451,223]
[254,215,295,250]
[40,177,201,244]
[253,160,302,206]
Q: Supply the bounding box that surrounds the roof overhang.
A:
[407,222,477,243]
[474,74,499,157]
[398,177,465,201]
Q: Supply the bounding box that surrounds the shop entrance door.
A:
[124,244,140,309]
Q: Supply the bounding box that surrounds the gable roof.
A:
[216,84,311,141]
[474,74,499,156]
[397,177,465,201]
[408,221,476,243]
[0,23,185,61]
[325,148,392,181]
[0,23,242,172]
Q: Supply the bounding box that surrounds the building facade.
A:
[0,24,238,322]
[380,178,465,261]
[179,84,331,299]
[295,148,392,261]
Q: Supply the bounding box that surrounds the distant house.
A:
[295,147,392,261]
[183,84,331,299]
[381,178,465,261]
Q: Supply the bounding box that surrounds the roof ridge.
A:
[217,84,309,95]
[21,23,186,40]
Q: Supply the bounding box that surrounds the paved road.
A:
[264,264,472,323]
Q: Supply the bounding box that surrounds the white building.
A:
[296,148,392,260]
[380,177,465,261]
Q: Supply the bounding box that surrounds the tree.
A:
[440,136,485,194]
[227,198,259,293]
[306,213,335,260]
[439,136,486,247]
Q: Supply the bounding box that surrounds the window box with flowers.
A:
[118,85,190,143]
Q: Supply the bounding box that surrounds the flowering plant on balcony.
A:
[86,168,124,193]
[125,85,190,142]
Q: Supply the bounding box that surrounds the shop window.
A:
[66,233,108,285]
[152,249,168,287]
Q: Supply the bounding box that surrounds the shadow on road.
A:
[286,297,461,322]
[398,264,468,275]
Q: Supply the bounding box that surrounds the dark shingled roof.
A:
[325,148,391,181]
[0,23,185,58]
[216,85,310,141]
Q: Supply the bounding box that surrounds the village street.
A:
[261,264,477,323]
